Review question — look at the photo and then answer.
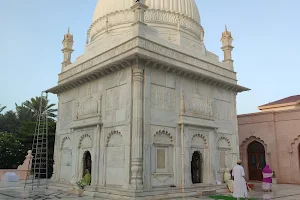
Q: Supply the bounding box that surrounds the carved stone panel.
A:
[151,84,175,112]
[76,83,100,120]
[106,84,128,111]
[213,100,232,121]
[185,95,213,119]
[106,131,124,186]
[61,101,73,123]
[77,97,98,118]
[106,87,120,111]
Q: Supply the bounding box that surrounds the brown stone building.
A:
[238,95,300,184]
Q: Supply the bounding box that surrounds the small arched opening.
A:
[83,151,92,183]
[191,151,203,184]
[247,141,266,181]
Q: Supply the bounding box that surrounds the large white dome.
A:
[89,0,203,41]
[92,0,200,24]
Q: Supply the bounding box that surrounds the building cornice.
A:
[46,37,249,94]
[238,108,300,118]
[258,101,300,110]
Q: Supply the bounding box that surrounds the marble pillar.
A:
[130,66,144,190]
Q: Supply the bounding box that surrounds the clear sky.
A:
[0,0,299,114]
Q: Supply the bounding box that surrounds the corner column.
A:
[130,65,144,190]
[52,94,61,181]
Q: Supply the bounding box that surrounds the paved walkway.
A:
[246,183,300,200]
[215,182,300,200]
[0,181,299,199]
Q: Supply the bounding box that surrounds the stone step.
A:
[50,182,224,200]
[92,186,218,200]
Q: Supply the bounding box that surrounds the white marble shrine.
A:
[46,0,249,198]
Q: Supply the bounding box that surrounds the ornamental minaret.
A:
[61,28,74,69]
[221,25,234,70]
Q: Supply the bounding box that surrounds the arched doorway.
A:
[191,151,203,184]
[298,144,300,170]
[83,151,92,180]
[247,141,266,181]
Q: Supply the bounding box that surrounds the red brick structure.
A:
[238,95,300,184]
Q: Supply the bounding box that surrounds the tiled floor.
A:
[0,181,300,199]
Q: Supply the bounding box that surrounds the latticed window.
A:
[156,148,166,170]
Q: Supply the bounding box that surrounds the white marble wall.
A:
[54,62,239,189]
[55,68,132,187]
[145,67,238,187]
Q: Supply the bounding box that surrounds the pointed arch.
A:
[60,136,71,150]
[241,136,268,152]
[290,135,300,153]
[218,136,231,148]
[106,130,122,147]
[191,133,208,147]
[291,135,300,146]
[153,130,174,145]
[59,136,72,182]
[78,134,93,149]
[105,130,124,186]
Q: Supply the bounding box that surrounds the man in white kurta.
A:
[232,160,248,200]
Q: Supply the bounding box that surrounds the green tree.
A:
[22,97,57,119]
[0,96,57,177]
[0,132,26,169]
[0,105,6,113]
[15,103,35,123]
[0,110,19,134]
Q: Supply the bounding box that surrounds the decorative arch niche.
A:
[59,136,72,182]
[290,135,300,153]
[153,130,174,145]
[106,130,122,147]
[78,134,93,149]
[218,137,231,148]
[151,129,175,187]
[217,136,231,172]
[60,137,71,150]
[105,130,124,186]
[191,133,207,148]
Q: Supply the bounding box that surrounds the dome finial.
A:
[68,27,70,34]
[225,25,227,32]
